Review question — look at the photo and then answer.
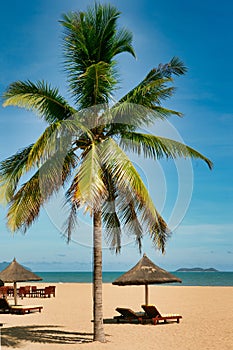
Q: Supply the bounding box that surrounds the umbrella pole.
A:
[145,284,148,305]
[13,282,17,305]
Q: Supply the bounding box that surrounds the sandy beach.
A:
[0,283,232,349]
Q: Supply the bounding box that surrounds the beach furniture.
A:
[7,287,14,297]
[30,286,38,297]
[18,286,31,298]
[141,304,182,325]
[39,286,56,298]
[114,307,149,324]
[0,286,10,298]
[0,297,43,315]
[18,287,24,298]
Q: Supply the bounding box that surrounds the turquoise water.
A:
[35,271,233,286]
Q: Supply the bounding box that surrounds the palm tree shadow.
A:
[1,325,95,347]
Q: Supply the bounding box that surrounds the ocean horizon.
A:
[34,271,233,286]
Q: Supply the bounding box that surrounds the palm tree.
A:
[0,4,212,342]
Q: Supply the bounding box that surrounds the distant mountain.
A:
[0,261,10,271]
[0,261,32,272]
[176,267,219,272]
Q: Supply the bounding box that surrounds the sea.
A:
[35,271,233,286]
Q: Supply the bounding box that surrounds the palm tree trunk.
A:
[93,209,106,342]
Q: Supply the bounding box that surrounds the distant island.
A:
[0,261,10,271]
[0,261,31,272]
[176,267,219,272]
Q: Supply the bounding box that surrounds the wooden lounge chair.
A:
[114,307,149,324]
[0,286,9,298]
[39,286,56,298]
[0,298,43,315]
[141,304,182,325]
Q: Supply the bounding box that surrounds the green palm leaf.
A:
[61,4,135,106]
[27,118,93,169]
[73,144,107,207]
[7,150,77,232]
[116,195,143,252]
[101,169,146,253]
[63,201,79,243]
[3,80,74,124]
[76,62,117,108]
[99,138,170,252]
[119,132,213,169]
[0,118,90,205]
[111,27,136,58]
[7,172,42,232]
[102,170,122,253]
[115,58,187,124]
[0,145,33,203]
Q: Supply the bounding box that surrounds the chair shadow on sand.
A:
[0,325,98,347]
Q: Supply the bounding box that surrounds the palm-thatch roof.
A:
[0,258,42,283]
[113,253,182,285]
[112,254,181,305]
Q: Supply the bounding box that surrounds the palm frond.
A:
[111,27,136,58]
[62,200,79,243]
[110,86,181,129]
[0,145,33,203]
[27,122,64,169]
[27,118,93,169]
[72,144,107,208]
[0,116,90,208]
[114,175,167,253]
[0,132,78,206]
[110,102,153,130]
[61,151,78,184]
[157,56,187,78]
[7,172,42,232]
[103,209,122,254]
[3,80,74,124]
[61,4,135,68]
[119,132,213,169]
[119,78,176,106]
[99,138,170,252]
[61,4,135,106]
[102,170,122,253]
[75,62,117,108]
[6,148,76,232]
[113,58,187,125]
[118,197,143,253]
[108,102,182,138]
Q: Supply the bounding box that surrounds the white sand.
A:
[0,283,232,349]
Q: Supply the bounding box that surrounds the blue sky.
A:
[0,0,232,271]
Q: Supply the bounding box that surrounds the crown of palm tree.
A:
[0,3,212,253]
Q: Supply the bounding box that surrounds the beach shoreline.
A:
[1,283,232,349]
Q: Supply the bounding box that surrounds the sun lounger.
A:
[141,304,182,325]
[114,307,149,324]
[0,298,43,315]
[10,305,43,315]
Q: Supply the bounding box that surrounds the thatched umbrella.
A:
[0,258,42,305]
[112,253,182,305]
